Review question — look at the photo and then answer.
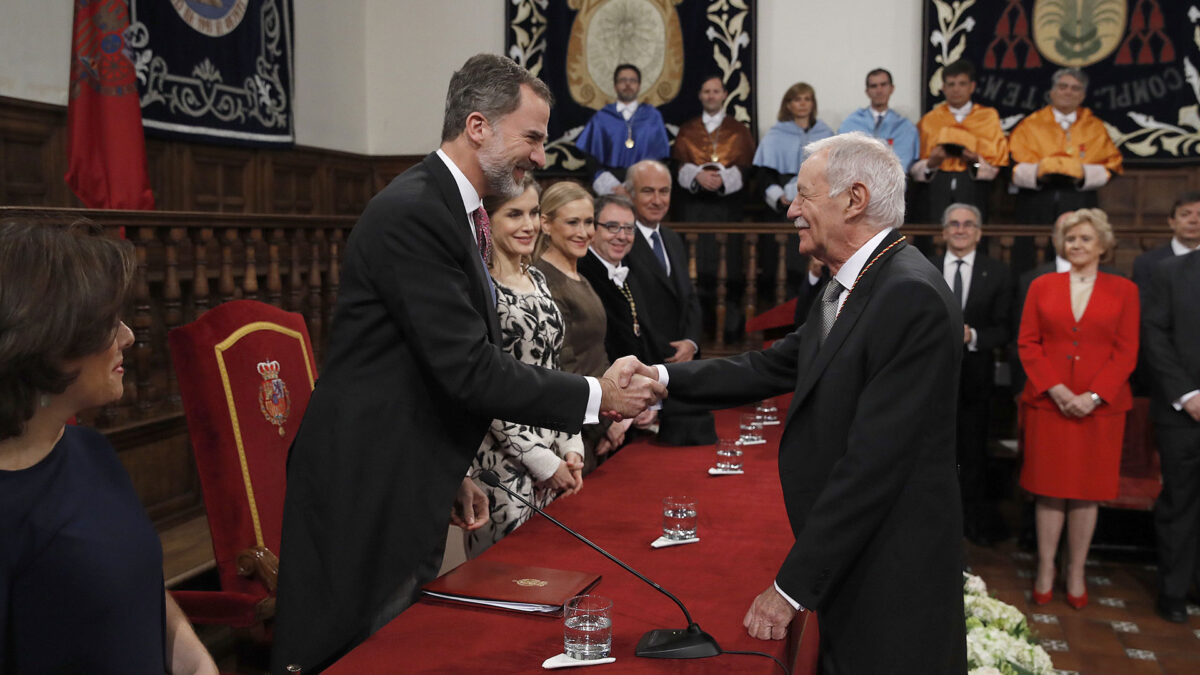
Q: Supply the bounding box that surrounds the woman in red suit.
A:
[1019,208,1139,610]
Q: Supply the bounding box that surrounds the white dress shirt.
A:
[435,149,602,424]
[948,101,974,124]
[943,249,979,350]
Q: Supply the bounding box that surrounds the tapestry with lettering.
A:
[128,0,294,147]
[922,0,1200,165]
[506,0,757,172]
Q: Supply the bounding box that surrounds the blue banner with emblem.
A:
[128,0,294,147]
[922,0,1200,165]
[507,0,758,173]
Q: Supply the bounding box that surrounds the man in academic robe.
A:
[932,203,1012,545]
[911,59,1008,223]
[624,159,716,446]
[1009,68,1123,225]
[270,55,664,674]
[671,74,758,340]
[575,63,670,196]
[648,132,967,672]
[578,194,653,366]
[1142,249,1200,623]
[838,68,919,171]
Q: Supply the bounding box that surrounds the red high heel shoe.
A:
[1066,590,1088,610]
[1032,574,1054,605]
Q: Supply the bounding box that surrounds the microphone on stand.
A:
[477,469,721,659]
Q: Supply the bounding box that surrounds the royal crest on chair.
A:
[256,360,291,436]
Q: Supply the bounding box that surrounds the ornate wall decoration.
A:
[129,0,294,146]
[923,0,1200,163]
[508,0,757,172]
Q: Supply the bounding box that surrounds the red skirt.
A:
[1019,406,1125,501]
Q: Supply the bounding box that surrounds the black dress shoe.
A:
[1156,595,1188,623]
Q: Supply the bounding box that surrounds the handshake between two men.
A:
[451,356,667,531]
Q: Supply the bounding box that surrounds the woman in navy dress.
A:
[0,216,216,674]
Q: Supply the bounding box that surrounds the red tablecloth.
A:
[329,403,818,674]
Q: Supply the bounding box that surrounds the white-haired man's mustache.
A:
[793,217,810,230]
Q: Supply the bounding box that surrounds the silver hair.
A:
[1051,67,1088,92]
[622,159,671,194]
[803,132,905,229]
[941,202,982,227]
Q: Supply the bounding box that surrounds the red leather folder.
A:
[422,559,601,616]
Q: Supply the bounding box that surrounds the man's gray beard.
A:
[479,144,522,201]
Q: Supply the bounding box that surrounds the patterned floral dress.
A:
[465,267,584,558]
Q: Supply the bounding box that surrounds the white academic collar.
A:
[1172,237,1200,256]
[831,228,895,295]
[944,248,977,267]
[616,101,639,118]
[435,148,482,216]
[702,110,725,131]
[1053,108,1077,128]
[589,248,626,274]
[947,101,973,122]
[1055,255,1071,273]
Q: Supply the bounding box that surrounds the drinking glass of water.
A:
[739,413,764,444]
[662,496,698,540]
[715,438,743,471]
[563,594,612,660]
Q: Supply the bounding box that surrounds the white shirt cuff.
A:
[593,171,621,196]
[807,271,820,287]
[584,376,602,424]
[650,365,668,411]
[910,159,932,182]
[774,581,804,611]
[1173,390,1200,411]
[720,165,743,194]
[764,184,784,209]
[1080,164,1110,191]
[967,327,978,352]
[678,163,702,192]
[1012,162,1040,190]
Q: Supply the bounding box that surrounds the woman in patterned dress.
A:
[465,176,585,559]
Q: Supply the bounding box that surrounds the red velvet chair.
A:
[167,300,317,629]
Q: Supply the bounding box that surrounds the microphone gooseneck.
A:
[474,469,721,660]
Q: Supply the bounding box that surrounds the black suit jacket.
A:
[932,252,1012,400]
[272,153,590,671]
[665,231,967,672]
[1132,242,1174,299]
[625,224,702,362]
[1143,250,1200,427]
[577,252,651,363]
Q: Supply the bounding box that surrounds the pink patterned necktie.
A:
[472,206,493,265]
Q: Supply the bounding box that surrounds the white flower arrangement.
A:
[962,573,1054,674]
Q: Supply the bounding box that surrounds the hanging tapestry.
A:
[127,0,294,147]
[506,0,757,172]
[922,0,1200,165]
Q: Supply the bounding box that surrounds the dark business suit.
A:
[271,153,590,672]
[1133,242,1175,299]
[627,224,716,445]
[934,251,1012,540]
[578,251,651,363]
[666,231,967,673]
[1143,250,1200,602]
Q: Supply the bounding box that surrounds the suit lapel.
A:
[964,255,991,317]
[791,230,907,407]
[422,153,501,342]
[631,231,678,297]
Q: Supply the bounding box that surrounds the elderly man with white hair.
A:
[643,132,968,672]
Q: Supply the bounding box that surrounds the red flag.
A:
[65,0,154,211]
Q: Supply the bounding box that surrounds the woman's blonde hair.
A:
[777,82,818,126]
[536,181,594,260]
[1053,208,1115,256]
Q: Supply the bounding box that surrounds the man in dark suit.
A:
[1132,191,1200,296]
[1143,250,1200,622]
[578,194,651,364]
[624,159,716,446]
[270,55,664,673]
[649,132,967,672]
[933,203,1012,545]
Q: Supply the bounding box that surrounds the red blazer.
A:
[1018,271,1139,415]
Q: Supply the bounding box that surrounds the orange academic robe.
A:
[917,102,1009,173]
[1009,106,1123,175]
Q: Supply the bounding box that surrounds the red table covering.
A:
[329,403,818,674]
